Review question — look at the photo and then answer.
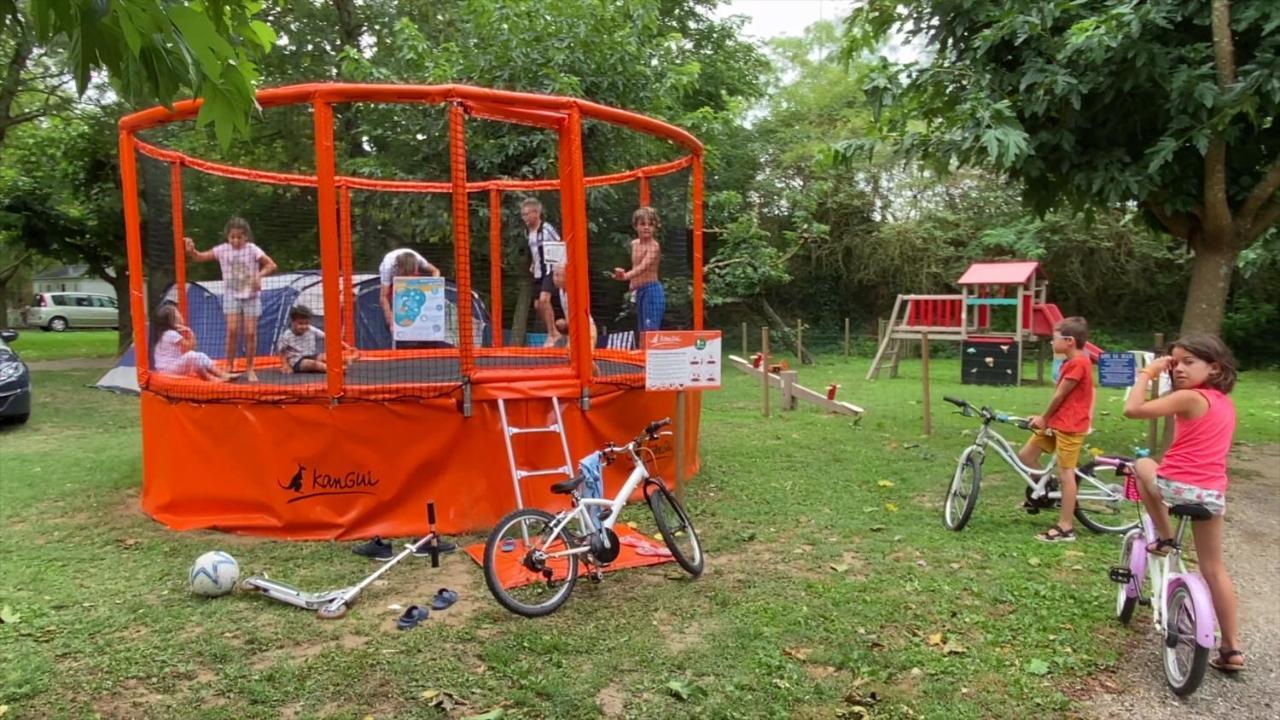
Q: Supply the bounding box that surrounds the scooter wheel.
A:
[316,603,348,620]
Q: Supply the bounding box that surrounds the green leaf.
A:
[168,5,237,79]
[665,679,701,701]
[0,605,19,624]
[248,20,276,50]
[1025,659,1050,676]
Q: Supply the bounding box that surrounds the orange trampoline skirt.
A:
[139,385,700,539]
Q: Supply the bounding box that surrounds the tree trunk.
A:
[0,20,35,156]
[760,297,816,365]
[110,265,133,354]
[0,279,9,331]
[1178,241,1237,337]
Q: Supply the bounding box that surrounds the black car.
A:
[0,329,31,424]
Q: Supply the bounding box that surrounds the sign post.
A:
[1098,352,1138,389]
[645,330,723,500]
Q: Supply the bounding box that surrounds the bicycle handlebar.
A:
[946,397,1032,429]
[599,418,673,465]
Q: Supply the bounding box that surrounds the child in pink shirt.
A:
[1124,334,1242,672]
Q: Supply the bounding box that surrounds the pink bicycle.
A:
[1105,458,1218,696]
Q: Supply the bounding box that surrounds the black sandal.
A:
[1146,538,1176,556]
[1036,525,1075,543]
[1210,649,1245,673]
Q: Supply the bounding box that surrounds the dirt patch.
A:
[92,678,165,718]
[652,609,711,654]
[251,634,369,670]
[383,550,486,628]
[1083,443,1280,719]
[596,683,627,718]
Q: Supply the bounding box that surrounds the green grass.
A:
[8,330,121,362]
[2,358,1278,719]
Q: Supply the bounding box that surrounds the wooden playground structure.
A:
[868,261,1101,385]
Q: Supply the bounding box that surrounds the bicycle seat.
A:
[550,475,586,495]
[1169,503,1213,520]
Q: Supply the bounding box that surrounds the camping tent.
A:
[96,272,489,394]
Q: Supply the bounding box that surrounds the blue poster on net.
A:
[1099,352,1136,388]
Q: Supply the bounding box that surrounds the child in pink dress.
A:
[1124,334,1243,672]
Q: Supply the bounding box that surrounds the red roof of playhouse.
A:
[956,261,1044,286]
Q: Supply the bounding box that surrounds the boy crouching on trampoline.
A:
[552,262,597,349]
[277,304,360,374]
[612,206,663,348]
[1017,315,1095,543]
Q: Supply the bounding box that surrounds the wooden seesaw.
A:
[728,355,864,417]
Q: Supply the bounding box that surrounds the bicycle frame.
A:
[1128,512,1218,648]
[964,422,1121,505]
[531,440,658,563]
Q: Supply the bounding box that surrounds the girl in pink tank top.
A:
[1123,334,1243,672]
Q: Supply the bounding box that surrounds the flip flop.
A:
[1210,649,1245,673]
[396,605,429,630]
[430,588,458,611]
[633,545,673,557]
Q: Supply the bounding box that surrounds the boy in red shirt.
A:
[1018,316,1095,542]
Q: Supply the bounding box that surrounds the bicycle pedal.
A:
[1108,566,1134,584]
[1139,598,1151,607]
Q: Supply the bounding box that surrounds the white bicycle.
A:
[942,396,1137,534]
[482,418,704,617]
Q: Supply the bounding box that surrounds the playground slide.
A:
[1031,303,1102,360]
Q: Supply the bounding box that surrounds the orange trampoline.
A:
[119,84,705,539]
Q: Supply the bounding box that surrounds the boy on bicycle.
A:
[1019,316,1095,542]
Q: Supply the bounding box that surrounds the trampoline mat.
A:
[249,355,643,386]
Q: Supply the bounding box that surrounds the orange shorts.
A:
[1029,429,1087,470]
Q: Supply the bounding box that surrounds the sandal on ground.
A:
[430,588,458,611]
[1146,538,1177,556]
[1035,525,1075,543]
[396,605,429,630]
[1210,649,1245,673]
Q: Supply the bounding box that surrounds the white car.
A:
[23,292,119,332]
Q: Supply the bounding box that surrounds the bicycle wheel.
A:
[943,453,981,531]
[1163,585,1210,696]
[1074,465,1139,534]
[483,508,579,618]
[1115,530,1141,624]
[646,480,704,577]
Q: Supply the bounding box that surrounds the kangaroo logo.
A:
[279,464,305,493]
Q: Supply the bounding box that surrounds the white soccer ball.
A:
[189,551,240,597]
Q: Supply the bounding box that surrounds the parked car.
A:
[0,329,31,424]
[24,292,119,331]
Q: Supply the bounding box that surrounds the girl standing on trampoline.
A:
[613,206,664,348]
[186,217,277,382]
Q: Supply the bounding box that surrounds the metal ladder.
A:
[497,397,575,510]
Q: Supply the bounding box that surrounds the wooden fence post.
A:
[922,331,932,436]
[844,317,850,357]
[761,327,770,417]
[1148,332,1164,451]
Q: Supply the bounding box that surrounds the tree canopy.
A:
[843,0,1280,335]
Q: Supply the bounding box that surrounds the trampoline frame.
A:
[119,83,706,402]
